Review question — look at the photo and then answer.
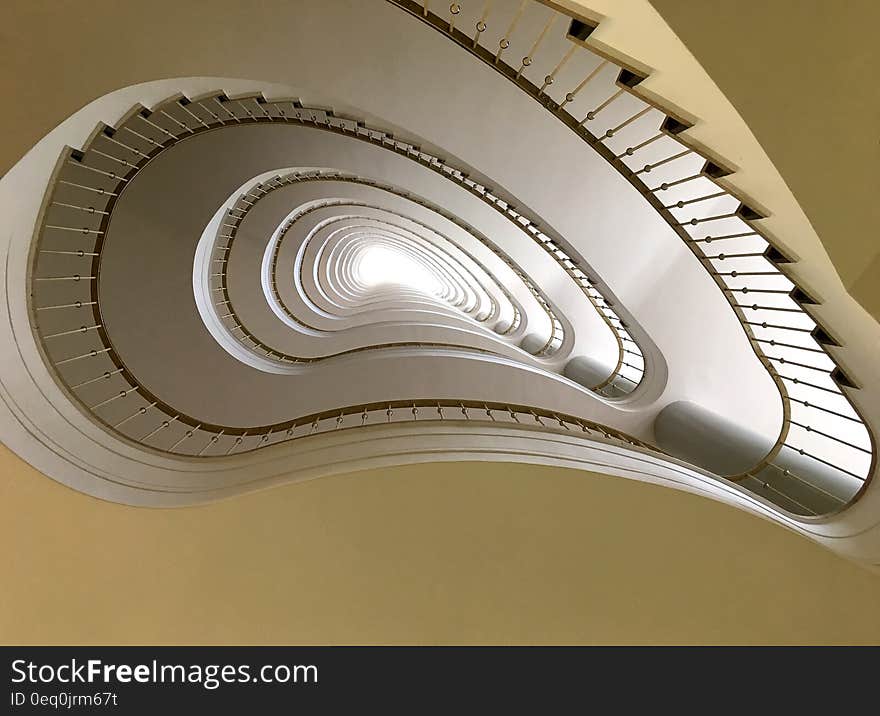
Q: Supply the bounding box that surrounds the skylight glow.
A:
[356,245,444,295]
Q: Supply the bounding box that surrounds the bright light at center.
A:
[357,245,444,294]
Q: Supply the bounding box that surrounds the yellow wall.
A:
[3,444,880,645]
[649,0,880,320]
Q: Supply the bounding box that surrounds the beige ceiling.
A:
[648,0,880,322]
[2,0,879,644]
[3,444,880,645]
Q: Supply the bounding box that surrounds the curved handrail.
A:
[29,79,868,514]
[213,173,559,362]
[30,92,642,459]
[385,0,875,512]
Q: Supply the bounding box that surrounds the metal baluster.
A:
[214,97,240,122]
[36,300,98,311]
[538,44,577,96]
[516,12,556,79]
[113,401,157,428]
[197,430,225,456]
[55,347,112,366]
[177,100,210,128]
[559,60,607,109]
[159,109,194,134]
[58,180,118,196]
[121,125,165,148]
[448,3,461,32]
[91,148,138,169]
[616,133,664,158]
[224,432,248,455]
[70,368,124,389]
[43,323,102,339]
[472,0,493,47]
[142,415,179,441]
[44,225,103,235]
[580,89,624,124]
[170,425,201,451]
[601,106,653,140]
[137,111,179,141]
[495,0,527,63]
[103,133,151,159]
[50,201,110,215]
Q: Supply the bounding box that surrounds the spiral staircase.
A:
[1,0,878,565]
